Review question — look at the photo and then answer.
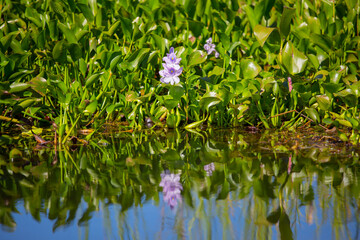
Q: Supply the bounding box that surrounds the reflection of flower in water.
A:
[159,171,183,209]
[204,162,215,176]
[288,155,292,174]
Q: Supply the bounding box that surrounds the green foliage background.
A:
[0,0,359,141]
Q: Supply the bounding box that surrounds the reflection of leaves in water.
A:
[279,211,293,240]
[266,207,281,224]
[253,177,276,200]
[0,130,359,239]
[78,205,96,226]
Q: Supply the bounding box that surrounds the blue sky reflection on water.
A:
[1,179,358,240]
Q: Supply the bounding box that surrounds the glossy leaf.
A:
[282,41,308,75]
[241,59,261,79]
[254,25,276,47]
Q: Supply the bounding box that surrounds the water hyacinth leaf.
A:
[188,20,203,37]
[19,98,41,108]
[241,59,261,79]
[29,77,47,96]
[329,70,341,84]
[208,66,225,76]
[334,89,357,107]
[109,55,122,71]
[58,22,77,44]
[305,108,320,123]
[77,3,94,23]
[8,69,34,82]
[126,48,150,70]
[0,32,19,52]
[68,43,82,61]
[105,20,121,36]
[219,33,230,50]
[52,40,67,63]
[166,112,180,128]
[151,34,165,56]
[279,7,295,37]
[321,83,343,94]
[254,25,276,47]
[25,8,42,28]
[310,33,331,52]
[188,50,207,67]
[84,100,98,114]
[9,82,30,93]
[85,72,104,88]
[184,119,205,129]
[244,5,258,30]
[119,17,132,40]
[282,41,308,75]
[316,95,331,110]
[200,96,221,111]
[125,91,137,102]
[169,85,184,100]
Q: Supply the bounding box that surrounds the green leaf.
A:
[316,95,331,110]
[254,25,276,47]
[68,43,82,61]
[169,85,184,100]
[29,77,48,96]
[119,17,133,40]
[305,108,320,123]
[310,33,332,52]
[9,82,30,93]
[188,50,207,67]
[52,40,67,63]
[85,72,104,88]
[282,41,308,74]
[58,22,77,44]
[84,100,98,114]
[208,66,225,76]
[188,20,203,37]
[279,7,295,37]
[126,48,150,70]
[241,59,261,79]
[105,20,121,36]
[200,95,221,111]
[184,119,205,129]
[77,3,94,23]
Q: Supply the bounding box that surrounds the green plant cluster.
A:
[0,0,359,141]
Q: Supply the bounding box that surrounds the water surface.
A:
[0,129,359,239]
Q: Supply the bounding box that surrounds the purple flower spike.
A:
[159,63,183,85]
[159,47,183,85]
[163,47,182,65]
[204,37,219,58]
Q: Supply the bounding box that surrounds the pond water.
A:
[0,129,359,240]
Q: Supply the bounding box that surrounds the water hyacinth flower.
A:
[162,47,181,65]
[204,162,215,176]
[204,37,219,58]
[159,171,183,209]
[159,47,183,85]
[159,63,183,85]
